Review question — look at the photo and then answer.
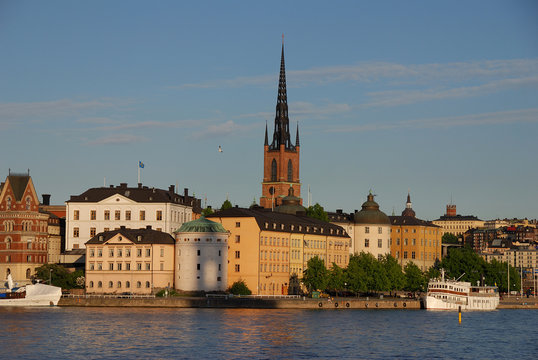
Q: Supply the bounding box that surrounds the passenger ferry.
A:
[423,269,499,311]
[1,274,62,306]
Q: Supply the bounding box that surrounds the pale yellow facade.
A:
[85,233,175,294]
[209,213,350,295]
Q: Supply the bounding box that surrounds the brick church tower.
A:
[260,40,301,209]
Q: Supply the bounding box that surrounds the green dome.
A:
[354,193,390,225]
[176,216,227,233]
[275,186,306,215]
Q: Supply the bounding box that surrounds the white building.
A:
[329,192,391,260]
[174,216,228,292]
[66,183,200,250]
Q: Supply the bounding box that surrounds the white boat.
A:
[1,274,62,306]
[423,269,499,311]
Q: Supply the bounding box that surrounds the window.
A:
[98,281,102,288]
[271,159,277,181]
[139,210,145,220]
[235,235,240,243]
[235,222,240,228]
[235,251,240,259]
[145,249,151,257]
[90,210,96,220]
[145,281,150,288]
[90,227,96,237]
[73,227,79,238]
[411,251,416,259]
[137,263,142,270]
[365,227,370,234]
[90,249,95,257]
[117,249,122,257]
[126,263,130,270]
[156,210,162,221]
[115,210,121,220]
[378,227,382,234]
[197,264,200,270]
[235,264,240,272]
[117,281,121,288]
[412,238,416,245]
[89,281,94,288]
[404,251,408,259]
[104,210,110,220]
[145,263,150,270]
[109,263,114,270]
[117,263,122,271]
[26,197,31,210]
[404,238,408,245]
[378,239,382,248]
[97,249,102,257]
[364,239,369,248]
[287,159,293,182]
[74,210,79,220]
[109,249,114,257]
[137,249,142,257]
[160,263,164,271]
[126,281,130,288]
[218,250,221,257]
[137,281,141,288]
[160,248,164,257]
[125,211,131,221]
[126,249,131,257]
[108,281,113,288]
[197,250,200,256]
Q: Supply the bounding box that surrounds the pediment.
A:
[103,233,135,245]
[98,193,138,205]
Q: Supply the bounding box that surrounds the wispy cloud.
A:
[86,134,148,146]
[170,58,538,89]
[192,120,260,139]
[328,108,538,133]
[0,98,132,120]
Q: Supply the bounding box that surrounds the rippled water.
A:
[0,307,535,359]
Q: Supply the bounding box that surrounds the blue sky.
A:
[1,1,537,220]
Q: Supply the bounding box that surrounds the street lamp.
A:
[49,268,53,285]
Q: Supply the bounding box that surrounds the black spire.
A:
[264,121,268,146]
[269,38,294,151]
[295,122,300,147]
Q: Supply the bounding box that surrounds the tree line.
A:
[301,247,520,296]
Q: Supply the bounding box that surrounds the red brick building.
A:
[0,172,49,283]
[260,41,301,209]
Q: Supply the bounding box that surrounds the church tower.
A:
[260,39,301,209]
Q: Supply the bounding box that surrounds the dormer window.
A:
[25,197,31,210]
[99,235,104,241]
[6,197,11,210]
[137,235,142,242]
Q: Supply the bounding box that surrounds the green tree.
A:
[228,280,252,295]
[306,203,329,222]
[303,256,328,292]
[442,233,459,244]
[404,262,425,293]
[440,247,486,285]
[345,254,368,294]
[382,254,405,292]
[201,207,214,216]
[288,273,301,295]
[34,264,83,289]
[220,199,233,210]
[327,263,345,295]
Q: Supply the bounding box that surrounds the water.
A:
[0,308,535,359]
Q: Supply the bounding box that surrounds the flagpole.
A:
[138,163,140,184]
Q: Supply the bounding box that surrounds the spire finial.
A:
[282,33,284,45]
[264,120,269,146]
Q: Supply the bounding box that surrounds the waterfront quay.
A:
[59,295,421,309]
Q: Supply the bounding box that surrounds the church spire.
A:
[295,122,300,147]
[270,36,294,151]
[264,120,268,146]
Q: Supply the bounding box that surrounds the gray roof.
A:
[86,227,175,245]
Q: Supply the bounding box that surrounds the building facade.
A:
[260,42,301,209]
[207,207,350,295]
[389,193,442,271]
[174,217,228,292]
[66,183,200,250]
[0,173,49,284]
[432,204,484,237]
[85,227,175,294]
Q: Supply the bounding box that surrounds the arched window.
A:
[145,281,150,288]
[98,281,102,288]
[6,197,11,210]
[26,268,31,279]
[126,281,131,288]
[137,281,141,288]
[117,281,122,288]
[108,281,113,288]
[271,159,277,181]
[287,160,293,182]
[26,197,31,210]
[89,281,94,288]
[5,237,11,249]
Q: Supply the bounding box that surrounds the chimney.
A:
[120,225,126,230]
[42,194,51,206]
[336,209,342,214]
[138,183,142,188]
[120,183,127,188]
[169,185,175,194]
[184,188,189,198]
[146,225,152,230]
[446,204,457,217]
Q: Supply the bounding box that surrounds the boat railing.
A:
[62,294,156,299]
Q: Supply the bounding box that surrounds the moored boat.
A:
[1,274,62,306]
[423,269,499,311]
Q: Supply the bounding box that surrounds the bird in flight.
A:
[218,145,223,153]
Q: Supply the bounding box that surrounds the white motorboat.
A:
[1,274,62,306]
[423,269,499,311]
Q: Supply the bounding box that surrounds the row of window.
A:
[4,196,32,210]
[261,236,289,247]
[74,210,164,221]
[3,220,47,232]
[4,255,46,263]
[260,263,290,273]
[392,228,438,234]
[364,227,384,234]
[260,250,289,261]
[89,248,157,258]
[176,263,223,271]
[392,238,439,247]
[88,280,150,289]
[395,251,438,260]
[89,262,157,271]
[363,239,385,248]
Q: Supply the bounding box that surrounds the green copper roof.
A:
[176,216,227,233]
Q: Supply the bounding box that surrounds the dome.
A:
[176,216,227,233]
[354,193,390,225]
[275,186,306,215]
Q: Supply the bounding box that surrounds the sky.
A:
[1,1,537,221]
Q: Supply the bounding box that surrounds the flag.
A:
[139,161,144,169]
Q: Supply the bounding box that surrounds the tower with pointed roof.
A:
[260,39,301,209]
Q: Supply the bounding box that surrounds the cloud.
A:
[86,134,148,145]
[169,58,538,89]
[328,108,538,133]
[0,98,131,120]
[192,120,260,139]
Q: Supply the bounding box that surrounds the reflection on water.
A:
[0,307,535,359]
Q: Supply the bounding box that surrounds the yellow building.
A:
[432,204,484,237]
[389,193,442,271]
[208,206,350,295]
[85,226,175,294]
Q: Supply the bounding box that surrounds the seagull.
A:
[218,145,223,153]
